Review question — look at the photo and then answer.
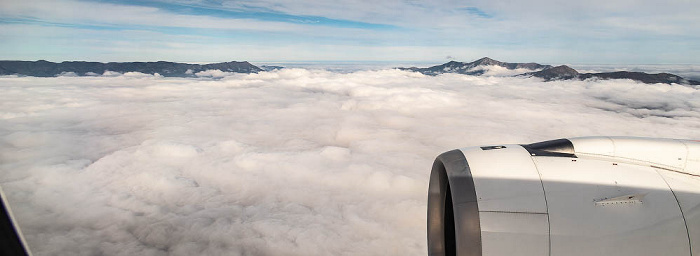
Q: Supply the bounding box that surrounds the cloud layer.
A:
[1,69,698,255]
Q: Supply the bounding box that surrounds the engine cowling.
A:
[428,136,700,256]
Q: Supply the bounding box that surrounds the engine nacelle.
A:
[428,136,700,256]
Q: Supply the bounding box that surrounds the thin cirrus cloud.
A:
[0,69,698,255]
[1,0,699,62]
[0,0,419,61]
[0,0,323,32]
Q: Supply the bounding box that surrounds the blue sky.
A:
[0,0,699,64]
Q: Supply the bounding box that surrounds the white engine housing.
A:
[428,136,700,256]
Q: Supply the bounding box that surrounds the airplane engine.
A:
[428,136,700,256]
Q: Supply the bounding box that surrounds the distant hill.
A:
[399,57,551,75]
[527,65,700,85]
[260,65,285,71]
[525,65,580,81]
[580,71,699,85]
[400,58,700,85]
[0,60,263,77]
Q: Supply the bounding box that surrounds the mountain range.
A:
[527,65,699,85]
[399,57,551,76]
[0,60,262,77]
[1,58,698,85]
[400,57,700,85]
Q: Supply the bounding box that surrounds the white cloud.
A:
[205,0,700,36]
[0,69,698,255]
[57,71,78,77]
[123,71,157,78]
[0,0,299,32]
[1,1,699,63]
[195,69,233,78]
[468,65,544,77]
[102,71,123,77]
[0,0,392,38]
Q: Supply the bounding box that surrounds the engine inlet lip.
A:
[427,149,482,256]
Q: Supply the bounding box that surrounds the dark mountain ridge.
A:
[401,58,699,85]
[400,57,551,75]
[527,65,700,85]
[0,60,262,77]
[526,65,580,81]
[2,58,697,85]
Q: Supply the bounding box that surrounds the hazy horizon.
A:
[3,58,699,80]
[5,58,700,66]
